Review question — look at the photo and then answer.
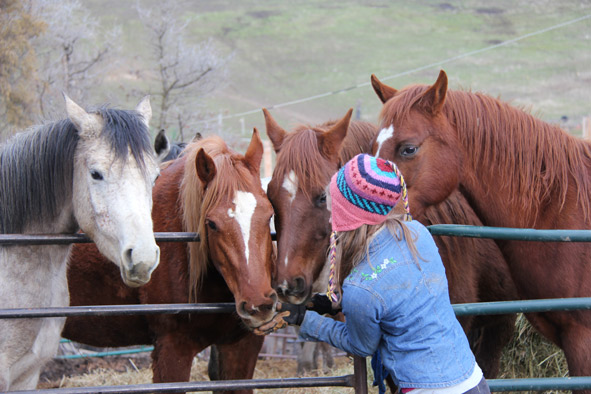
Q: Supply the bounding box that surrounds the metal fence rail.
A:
[2,225,591,392]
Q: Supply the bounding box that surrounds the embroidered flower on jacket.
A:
[357,257,397,281]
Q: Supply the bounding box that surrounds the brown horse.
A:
[371,69,591,388]
[63,130,278,394]
[263,108,517,378]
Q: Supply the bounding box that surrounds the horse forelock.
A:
[379,84,429,128]
[181,137,258,301]
[0,120,78,233]
[383,84,591,225]
[273,126,336,200]
[94,107,154,175]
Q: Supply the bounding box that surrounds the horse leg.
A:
[320,342,334,371]
[151,333,199,389]
[297,341,319,375]
[208,331,264,394]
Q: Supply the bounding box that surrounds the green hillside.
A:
[86,0,591,142]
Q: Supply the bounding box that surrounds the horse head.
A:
[65,95,160,287]
[189,129,278,329]
[371,70,463,218]
[264,108,352,304]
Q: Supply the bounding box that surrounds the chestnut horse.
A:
[371,69,591,388]
[63,130,278,394]
[262,108,517,378]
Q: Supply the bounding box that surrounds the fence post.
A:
[584,116,591,140]
[353,355,368,394]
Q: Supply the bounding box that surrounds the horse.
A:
[153,128,202,163]
[63,129,278,394]
[370,69,591,389]
[262,107,517,379]
[0,95,160,390]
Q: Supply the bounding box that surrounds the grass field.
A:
[83,0,591,143]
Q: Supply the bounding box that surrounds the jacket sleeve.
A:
[298,284,383,357]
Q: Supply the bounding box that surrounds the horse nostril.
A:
[267,290,278,305]
[293,277,306,293]
[239,301,256,316]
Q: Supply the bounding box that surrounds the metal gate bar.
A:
[10,375,355,393]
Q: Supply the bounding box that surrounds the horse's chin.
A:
[243,313,277,331]
[277,289,310,306]
[120,271,151,288]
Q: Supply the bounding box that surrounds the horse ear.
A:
[244,127,264,173]
[135,95,152,127]
[154,129,171,162]
[319,108,352,161]
[371,74,398,103]
[418,70,448,115]
[63,93,100,137]
[263,108,287,153]
[195,148,217,186]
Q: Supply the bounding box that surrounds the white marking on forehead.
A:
[228,191,257,265]
[376,125,394,157]
[282,170,298,204]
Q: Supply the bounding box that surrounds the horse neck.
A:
[450,93,591,228]
[0,124,78,234]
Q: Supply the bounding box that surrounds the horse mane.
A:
[0,108,152,234]
[338,120,379,162]
[273,120,378,200]
[273,124,337,200]
[181,136,257,302]
[381,85,591,226]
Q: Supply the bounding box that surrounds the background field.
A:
[84,0,591,145]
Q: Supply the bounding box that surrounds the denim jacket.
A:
[299,220,475,389]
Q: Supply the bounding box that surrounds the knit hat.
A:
[326,153,411,304]
[330,153,410,231]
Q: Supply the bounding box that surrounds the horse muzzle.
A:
[236,290,279,329]
[120,245,160,287]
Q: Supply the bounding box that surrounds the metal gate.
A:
[2,225,591,392]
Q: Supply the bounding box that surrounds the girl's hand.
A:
[306,293,341,316]
[277,302,307,325]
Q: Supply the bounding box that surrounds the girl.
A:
[279,153,490,394]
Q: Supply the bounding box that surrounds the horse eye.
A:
[206,219,217,231]
[315,192,327,207]
[400,146,419,157]
[90,170,104,180]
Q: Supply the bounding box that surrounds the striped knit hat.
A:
[330,153,410,231]
[326,153,411,304]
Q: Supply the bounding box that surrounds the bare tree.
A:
[30,0,120,119]
[136,2,230,140]
[0,0,45,135]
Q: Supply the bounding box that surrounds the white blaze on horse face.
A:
[281,170,298,267]
[228,191,257,266]
[282,170,298,204]
[376,125,395,157]
[72,139,160,287]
